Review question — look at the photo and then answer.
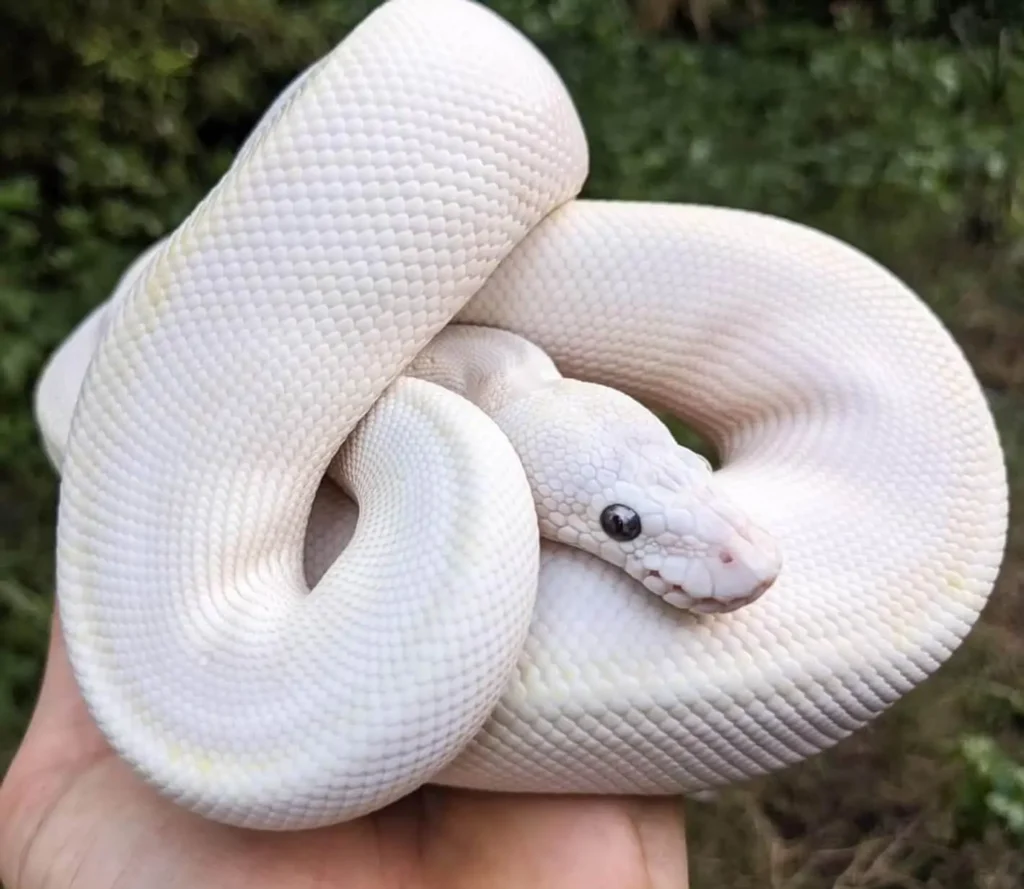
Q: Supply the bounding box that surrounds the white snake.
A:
[34,0,1008,831]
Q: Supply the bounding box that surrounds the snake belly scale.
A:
[35,0,1007,830]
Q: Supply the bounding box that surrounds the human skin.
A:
[0,609,689,889]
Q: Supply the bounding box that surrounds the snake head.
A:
[584,442,782,614]
[504,380,783,615]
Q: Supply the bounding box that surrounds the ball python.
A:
[35,0,1008,831]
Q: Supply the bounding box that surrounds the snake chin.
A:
[641,569,774,615]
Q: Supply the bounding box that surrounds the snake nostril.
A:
[718,550,734,565]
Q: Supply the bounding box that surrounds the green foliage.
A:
[952,682,1024,842]
[1,0,1022,884]
[958,733,1024,841]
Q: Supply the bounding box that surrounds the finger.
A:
[8,607,109,779]
[416,788,688,889]
[626,797,690,889]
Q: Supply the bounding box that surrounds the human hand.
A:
[0,609,689,889]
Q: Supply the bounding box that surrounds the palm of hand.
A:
[0,614,688,889]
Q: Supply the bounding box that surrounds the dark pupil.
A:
[600,504,641,541]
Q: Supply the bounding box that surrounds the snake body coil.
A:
[36,0,1007,831]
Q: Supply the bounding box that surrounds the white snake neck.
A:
[407,325,783,612]
[407,324,563,416]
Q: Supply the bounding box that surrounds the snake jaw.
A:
[642,568,775,614]
[636,509,783,614]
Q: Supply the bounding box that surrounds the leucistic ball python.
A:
[35,0,1007,831]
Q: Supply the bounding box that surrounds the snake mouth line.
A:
[643,569,771,615]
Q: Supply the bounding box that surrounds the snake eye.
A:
[600,504,642,541]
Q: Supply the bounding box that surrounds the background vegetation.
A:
[1,0,1021,885]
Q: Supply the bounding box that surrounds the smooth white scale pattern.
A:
[34,0,1007,831]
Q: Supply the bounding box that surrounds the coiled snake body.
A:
[35,0,1008,830]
